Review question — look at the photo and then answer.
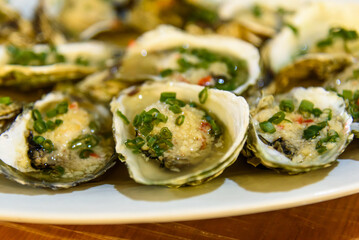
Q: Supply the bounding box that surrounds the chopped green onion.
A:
[160,92,176,102]
[189,102,197,108]
[175,115,185,126]
[160,127,172,140]
[251,4,262,17]
[268,111,285,124]
[312,108,323,118]
[160,69,173,77]
[116,110,130,125]
[259,121,276,133]
[199,87,208,104]
[55,119,63,126]
[79,149,94,159]
[209,119,222,136]
[286,23,299,36]
[169,105,182,114]
[42,139,54,153]
[32,109,42,121]
[46,109,58,118]
[279,100,295,113]
[46,120,56,130]
[33,136,45,145]
[342,90,353,100]
[0,97,12,105]
[34,120,47,133]
[299,100,314,114]
[56,101,68,114]
[303,123,326,140]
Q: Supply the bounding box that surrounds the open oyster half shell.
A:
[0,41,120,90]
[117,25,260,95]
[111,81,249,186]
[262,1,359,93]
[0,92,116,189]
[247,87,353,173]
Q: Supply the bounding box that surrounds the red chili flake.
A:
[127,39,136,47]
[200,121,211,133]
[278,125,284,130]
[303,119,314,123]
[90,153,100,158]
[198,76,212,86]
[295,116,313,124]
[69,102,78,109]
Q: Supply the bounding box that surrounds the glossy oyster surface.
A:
[111,81,249,186]
[118,25,260,95]
[0,41,119,90]
[325,63,359,137]
[263,1,359,93]
[0,92,116,189]
[247,87,353,173]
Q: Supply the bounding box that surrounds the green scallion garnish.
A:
[116,110,130,125]
[199,87,208,104]
[268,111,285,124]
[0,97,12,105]
[32,109,42,121]
[259,121,276,133]
[175,115,185,126]
[279,99,294,113]
[34,120,47,133]
[160,92,176,102]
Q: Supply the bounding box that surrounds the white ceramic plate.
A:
[0,140,358,224]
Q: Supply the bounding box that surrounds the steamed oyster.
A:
[325,63,359,137]
[0,92,116,189]
[219,0,306,46]
[118,25,260,95]
[262,1,359,93]
[111,81,249,186]
[246,87,352,173]
[0,41,119,90]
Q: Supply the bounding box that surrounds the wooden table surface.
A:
[0,192,358,240]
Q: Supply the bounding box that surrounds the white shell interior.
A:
[122,25,260,95]
[251,87,353,172]
[111,81,249,185]
[266,1,359,73]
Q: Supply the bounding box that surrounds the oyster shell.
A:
[0,41,119,90]
[262,1,359,93]
[325,63,359,137]
[247,87,353,173]
[117,25,260,95]
[110,81,249,186]
[0,92,116,189]
[219,0,306,46]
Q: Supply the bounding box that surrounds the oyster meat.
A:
[0,92,116,189]
[325,63,359,137]
[0,41,120,89]
[247,87,353,173]
[219,0,306,46]
[118,25,260,95]
[262,1,359,93]
[110,81,249,186]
